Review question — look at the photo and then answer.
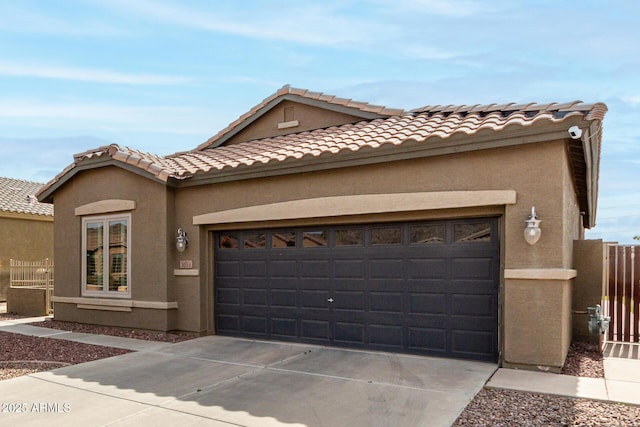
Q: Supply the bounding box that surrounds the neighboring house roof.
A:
[36,86,607,226]
[0,177,53,217]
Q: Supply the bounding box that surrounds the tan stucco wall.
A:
[0,215,53,301]
[572,239,607,342]
[51,166,177,330]
[7,287,47,316]
[503,278,572,370]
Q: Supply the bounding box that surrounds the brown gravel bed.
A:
[453,342,625,426]
[29,319,198,343]
[0,331,130,380]
[453,388,640,426]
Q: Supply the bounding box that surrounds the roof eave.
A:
[37,157,175,204]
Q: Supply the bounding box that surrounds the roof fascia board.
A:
[179,127,575,188]
[205,94,387,149]
[38,157,172,203]
[0,210,54,221]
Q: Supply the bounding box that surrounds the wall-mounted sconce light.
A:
[176,228,188,253]
[524,207,541,245]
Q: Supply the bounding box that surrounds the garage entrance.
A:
[214,218,499,361]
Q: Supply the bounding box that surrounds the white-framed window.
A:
[82,213,131,297]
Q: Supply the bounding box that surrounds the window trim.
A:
[81,213,131,298]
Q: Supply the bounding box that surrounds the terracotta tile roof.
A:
[0,177,53,216]
[196,85,405,150]
[171,100,606,177]
[36,93,607,202]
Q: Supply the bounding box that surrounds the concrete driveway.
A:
[0,336,496,426]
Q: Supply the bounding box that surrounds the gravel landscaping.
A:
[453,342,639,426]
[1,313,638,425]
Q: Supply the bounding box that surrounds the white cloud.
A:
[0,61,191,85]
[0,3,127,37]
[0,98,216,137]
[103,0,390,47]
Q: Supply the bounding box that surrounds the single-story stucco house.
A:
[37,86,607,370]
[0,177,54,302]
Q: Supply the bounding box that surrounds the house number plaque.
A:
[179,260,193,269]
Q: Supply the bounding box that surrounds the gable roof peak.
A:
[195,85,405,151]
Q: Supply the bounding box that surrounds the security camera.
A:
[568,126,582,139]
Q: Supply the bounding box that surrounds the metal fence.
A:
[9,258,54,313]
[606,245,640,343]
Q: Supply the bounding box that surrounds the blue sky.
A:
[1,0,639,243]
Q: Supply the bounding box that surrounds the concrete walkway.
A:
[487,345,640,406]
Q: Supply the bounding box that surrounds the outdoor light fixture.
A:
[524,207,542,245]
[176,228,188,253]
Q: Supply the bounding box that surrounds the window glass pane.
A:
[371,227,402,245]
[335,229,364,246]
[454,222,492,243]
[272,231,296,248]
[303,230,328,247]
[86,221,104,291]
[109,220,128,292]
[219,234,239,249]
[410,225,445,244]
[244,233,266,249]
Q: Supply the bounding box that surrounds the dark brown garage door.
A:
[214,218,499,361]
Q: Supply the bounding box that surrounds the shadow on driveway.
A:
[0,336,496,426]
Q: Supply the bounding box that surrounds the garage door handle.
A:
[327,298,334,303]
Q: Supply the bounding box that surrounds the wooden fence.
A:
[606,245,640,342]
[9,258,54,313]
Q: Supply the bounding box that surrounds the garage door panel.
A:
[334,322,365,344]
[270,260,297,277]
[243,316,267,335]
[369,259,404,279]
[214,217,499,361]
[370,291,403,313]
[451,294,495,317]
[216,314,240,333]
[452,330,495,359]
[408,327,447,351]
[216,261,240,277]
[409,293,446,314]
[407,259,448,279]
[300,290,329,309]
[369,324,403,346]
[217,287,240,305]
[301,260,330,277]
[332,290,365,311]
[243,289,268,306]
[271,289,297,307]
[451,257,496,280]
[271,318,297,338]
[301,320,330,340]
[334,259,365,278]
[242,261,268,277]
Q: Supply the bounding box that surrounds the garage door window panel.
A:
[371,227,402,245]
[244,233,266,249]
[272,231,296,248]
[454,222,493,243]
[410,224,445,244]
[219,234,239,249]
[335,229,364,246]
[303,230,328,247]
